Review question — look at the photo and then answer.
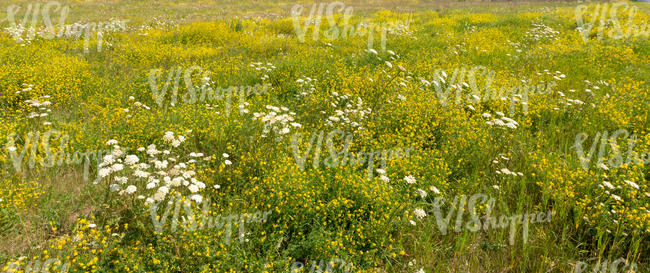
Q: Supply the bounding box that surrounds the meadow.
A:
[0,0,649,272]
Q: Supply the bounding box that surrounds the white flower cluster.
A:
[4,19,128,46]
[250,62,276,82]
[252,105,301,137]
[125,96,151,118]
[296,76,317,96]
[14,83,33,95]
[491,155,523,179]
[482,112,519,129]
[384,20,415,38]
[525,23,560,42]
[4,24,36,45]
[97,131,211,204]
[325,92,372,131]
[24,95,53,126]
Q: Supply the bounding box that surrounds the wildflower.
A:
[99,168,112,178]
[404,175,417,184]
[429,186,440,194]
[190,194,203,203]
[225,160,232,165]
[111,164,124,172]
[124,185,137,194]
[163,132,175,142]
[125,155,139,165]
[414,208,426,219]
[624,180,639,190]
[417,189,427,199]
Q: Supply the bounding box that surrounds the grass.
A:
[0,0,649,272]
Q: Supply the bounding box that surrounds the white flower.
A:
[111,164,124,172]
[7,146,17,152]
[380,175,390,183]
[102,154,115,165]
[492,185,500,190]
[115,176,128,184]
[158,186,169,194]
[171,140,181,147]
[224,160,232,165]
[385,61,393,68]
[154,160,168,169]
[416,268,425,273]
[188,184,199,193]
[190,194,203,203]
[414,208,426,219]
[417,189,427,199]
[597,163,609,170]
[153,191,166,201]
[611,194,622,202]
[404,175,417,184]
[163,132,175,142]
[376,169,386,175]
[125,155,139,165]
[429,186,440,194]
[222,153,230,158]
[106,139,118,145]
[99,168,112,178]
[112,149,123,157]
[624,180,639,190]
[213,184,221,190]
[88,224,97,228]
[124,185,137,194]
[602,181,615,190]
[134,170,150,178]
[409,220,416,226]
